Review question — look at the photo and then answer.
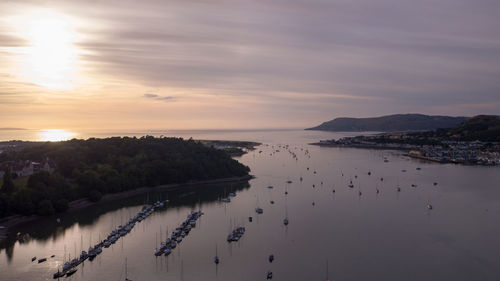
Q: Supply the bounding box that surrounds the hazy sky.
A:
[1,0,499,130]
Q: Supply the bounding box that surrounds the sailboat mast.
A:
[326,259,329,281]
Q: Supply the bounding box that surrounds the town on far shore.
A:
[314,135,500,165]
[311,115,500,166]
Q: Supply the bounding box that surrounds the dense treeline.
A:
[404,115,500,142]
[0,136,249,218]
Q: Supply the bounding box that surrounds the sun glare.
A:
[14,10,80,90]
[38,129,76,142]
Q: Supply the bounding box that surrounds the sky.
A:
[0,0,499,131]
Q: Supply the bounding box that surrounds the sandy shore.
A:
[0,174,253,237]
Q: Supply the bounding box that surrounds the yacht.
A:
[65,268,77,277]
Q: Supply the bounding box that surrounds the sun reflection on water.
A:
[38,129,76,142]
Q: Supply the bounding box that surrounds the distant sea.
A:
[0,128,315,142]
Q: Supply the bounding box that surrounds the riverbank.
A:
[0,174,253,238]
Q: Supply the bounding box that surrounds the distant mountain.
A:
[306,114,468,132]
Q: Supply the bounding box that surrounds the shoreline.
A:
[0,174,253,237]
[311,142,498,166]
[310,142,410,151]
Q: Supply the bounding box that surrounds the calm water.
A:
[1,130,500,281]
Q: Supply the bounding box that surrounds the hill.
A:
[306,114,467,132]
[445,115,500,141]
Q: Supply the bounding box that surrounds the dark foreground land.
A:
[0,136,251,229]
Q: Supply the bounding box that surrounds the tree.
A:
[53,198,69,213]
[88,190,102,202]
[37,199,55,216]
[1,168,15,194]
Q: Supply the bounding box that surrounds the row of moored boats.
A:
[53,200,169,279]
[154,210,203,256]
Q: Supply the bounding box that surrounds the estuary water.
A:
[1,129,500,281]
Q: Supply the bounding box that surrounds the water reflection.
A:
[1,130,499,281]
[0,181,250,261]
[38,129,76,142]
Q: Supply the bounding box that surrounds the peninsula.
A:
[311,115,500,165]
[0,136,251,222]
[307,114,467,132]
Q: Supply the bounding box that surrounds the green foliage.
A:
[88,190,102,202]
[37,199,55,216]
[1,169,16,194]
[0,136,250,218]
[448,115,500,141]
[53,198,69,213]
[0,194,12,217]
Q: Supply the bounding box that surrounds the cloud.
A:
[143,93,174,102]
[1,0,499,129]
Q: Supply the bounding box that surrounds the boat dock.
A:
[53,199,169,279]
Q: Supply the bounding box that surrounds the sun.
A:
[14,10,80,90]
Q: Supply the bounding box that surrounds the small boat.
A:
[286,180,292,184]
[267,186,273,189]
[80,250,88,260]
[283,218,289,225]
[269,254,274,263]
[65,268,77,277]
[164,247,172,256]
[270,200,274,204]
[267,271,273,279]
[433,182,438,186]
[255,207,263,214]
[31,257,36,262]
[248,216,253,222]
[368,171,371,175]
[53,270,64,279]
[214,244,219,264]
[155,248,162,256]
[38,258,47,263]
[416,167,421,170]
